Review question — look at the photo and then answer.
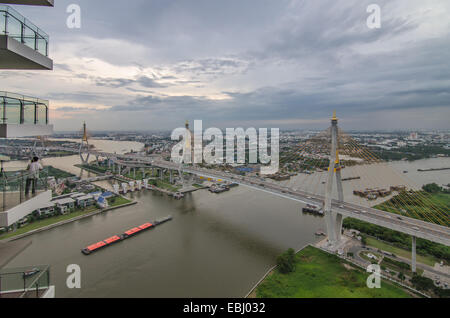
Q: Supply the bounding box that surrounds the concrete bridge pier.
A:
[169,170,174,184]
[335,213,344,242]
[324,211,344,246]
[133,168,136,179]
[118,165,122,175]
[157,168,164,180]
[412,236,417,273]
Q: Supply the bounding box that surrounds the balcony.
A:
[0,167,52,227]
[0,92,53,138]
[0,1,54,6]
[0,5,52,69]
[0,265,54,298]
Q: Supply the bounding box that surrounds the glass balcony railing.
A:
[0,92,49,126]
[0,167,49,212]
[0,5,49,57]
[0,265,50,298]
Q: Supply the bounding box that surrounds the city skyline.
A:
[2,0,450,131]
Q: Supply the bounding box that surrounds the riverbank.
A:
[248,245,413,298]
[0,200,136,242]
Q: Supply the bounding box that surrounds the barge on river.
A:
[81,216,173,255]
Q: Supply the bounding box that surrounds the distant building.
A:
[76,194,95,208]
[53,198,75,214]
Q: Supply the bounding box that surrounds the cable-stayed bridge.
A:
[6,115,450,271]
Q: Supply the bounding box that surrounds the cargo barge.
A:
[81,216,173,255]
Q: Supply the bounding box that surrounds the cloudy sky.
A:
[3,0,450,131]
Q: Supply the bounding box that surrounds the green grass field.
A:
[253,246,412,298]
[381,258,424,277]
[0,206,98,240]
[0,197,132,240]
[153,179,181,192]
[107,196,132,207]
[374,191,450,226]
[365,237,438,267]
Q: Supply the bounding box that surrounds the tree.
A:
[361,235,367,247]
[422,183,441,194]
[286,248,295,264]
[411,275,434,292]
[277,249,296,274]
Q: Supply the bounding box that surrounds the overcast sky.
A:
[3,0,450,132]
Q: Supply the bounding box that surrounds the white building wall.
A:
[0,190,52,227]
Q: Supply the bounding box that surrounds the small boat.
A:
[172,192,184,199]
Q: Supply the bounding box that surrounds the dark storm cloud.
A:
[6,0,450,130]
[47,92,103,103]
[136,76,167,88]
[173,58,250,77]
[253,2,418,61]
[54,63,73,72]
[94,76,168,88]
[55,106,88,112]
[95,78,135,88]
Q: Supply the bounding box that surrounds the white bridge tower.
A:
[323,111,345,248]
[79,122,90,164]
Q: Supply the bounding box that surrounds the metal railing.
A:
[0,167,49,212]
[0,265,50,298]
[0,91,49,125]
[0,5,49,56]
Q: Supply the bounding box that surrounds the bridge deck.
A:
[21,146,450,246]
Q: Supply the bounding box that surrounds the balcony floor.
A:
[0,123,54,138]
[0,35,53,70]
[0,0,54,6]
[0,289,47,298]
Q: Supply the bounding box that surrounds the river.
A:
[4,139,449,297]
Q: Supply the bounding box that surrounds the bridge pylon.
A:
[323,111,345,248]
[79,122,90,164]
[176,120,196,189]
[32,136,47,159]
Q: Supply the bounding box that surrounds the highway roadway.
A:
[14,146,450,246]
[151,160,450,247]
